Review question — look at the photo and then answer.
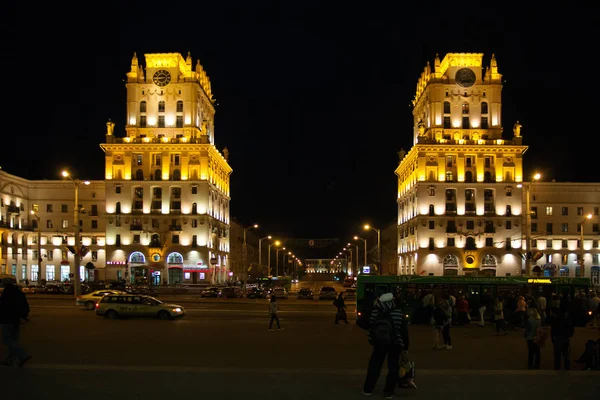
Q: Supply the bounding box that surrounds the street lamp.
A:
[267,240,281,276]
[579,213,593,278]
[258,235,272,268]
[354,236,368,268]
[364,225,381,269]
[61,170,90,297]
[30,211,42,283]
[242,224,258,281]
[276,246,286,277]
[347,242,359,276]
[517,172,541,275]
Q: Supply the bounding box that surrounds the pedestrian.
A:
[536,293,547,326]
[514,295,528,329]
[268,295,283,331]
[546,306,574,370]
[361,292,409,399]
[455,295,470,326]
[493,297,508,335]
[524,308,542,369]
[334,292,348,324]
[439,295,453,349]
[587,291,600,328]
[0,281,32,367]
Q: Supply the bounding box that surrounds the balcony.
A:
[169,225,182,231]
[130,224,143,231]
[7,206,21,214]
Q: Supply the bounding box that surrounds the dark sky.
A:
[3,2,598,253]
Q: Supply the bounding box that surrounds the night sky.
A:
[3,2,598,254]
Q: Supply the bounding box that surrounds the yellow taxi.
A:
[95,294,186,320]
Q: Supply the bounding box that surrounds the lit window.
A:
[546,207,553,216]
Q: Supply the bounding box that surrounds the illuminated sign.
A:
[151,253,161,262]
[362,266,371,274]
[528,279,552,284]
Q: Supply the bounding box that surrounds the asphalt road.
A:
[2,296,599,399]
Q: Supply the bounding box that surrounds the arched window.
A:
[443,101,451,114]
[465,171,473,183]
[135,169,144,180]
[462,103,469,114]
[484,171,493,182]
[154,169,162,180]
[115,202,121,214]
[172,169,181,181]
[158,101,165,112]
[167,252,183,264]
[481,102,488,114]
[192,203,197,215]
[482,254,497,267]
[443,254,459,267]
[150,234,161,247]
[129,251,145,264]
[140,101,146,113]
[506,205,512,216]
[176,101,183,112]
[429,204,435,216]
[465,237,477,250]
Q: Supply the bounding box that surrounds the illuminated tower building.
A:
[394,53,527,277]
[101,52,232,285]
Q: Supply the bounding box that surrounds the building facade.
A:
[1,52,232,285]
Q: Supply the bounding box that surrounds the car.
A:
[297,288,314,300]
[270,287,288,299]
[95,294,185,320]
[318,286,338,300]
[218,287,243,298]
[76,290,128,310]
[200,287,221,298]
[246,287,267,299]
[344,288,356,300]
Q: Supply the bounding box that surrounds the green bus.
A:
[355,275,591,323]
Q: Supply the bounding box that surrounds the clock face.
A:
[455,68,476,88]
[152,70,171,86]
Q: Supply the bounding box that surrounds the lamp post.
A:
[62,170,90,297]
[242,224,258,281]
[364,225,381,271]
[258,235,272,269]
[517,173,541,275]
[30,211,42,283]
[354,236,368,268]
[347,242,359,276]
[267,240,280,276]
[580,213,593,278]
[276,246,286,277]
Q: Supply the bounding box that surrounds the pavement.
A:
[2,298,598,400]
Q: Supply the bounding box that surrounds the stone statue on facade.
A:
[513,120,522,137]
[223,147,229,161]
[106,119,115,135]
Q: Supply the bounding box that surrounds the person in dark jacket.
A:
[546,307,574,370]
[334,292,348,324]
[362,292,410,399]
[0,281,31,367]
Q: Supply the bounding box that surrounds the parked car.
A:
[200,287,220,298]
[297,288,314,300]
[318,286,338,300]
[76,290,128,310]
[95,294,185,320]
[270,287,289,299]
[219,287,243,298]
[246,287,267,299]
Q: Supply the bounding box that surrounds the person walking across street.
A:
[493,297,508,335]
[361,293,409,399]
[0,281,31,367]
[334,292,348,324]
[268,295,283,331]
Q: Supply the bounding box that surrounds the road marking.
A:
[16,364,600,376]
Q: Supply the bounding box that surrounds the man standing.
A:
[546,307,574,370]
[362,293,409,399]
[334,292,348,324]
[0,281,31,367]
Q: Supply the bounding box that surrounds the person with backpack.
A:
[361,292,409,399]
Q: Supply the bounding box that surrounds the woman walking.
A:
[268,295,283,331]
[524,308,542,369]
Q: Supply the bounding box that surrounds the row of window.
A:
[6,250,98,261]
[35,204,99,215]
[531,206,600,217]
[34,219,98,230]
[140,100,184,113]
[424,237,600,251]
[531,222,599,234]
[444,101,489,115]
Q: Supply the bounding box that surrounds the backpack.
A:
[369,310,395,345]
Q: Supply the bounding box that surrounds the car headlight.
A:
[173,308,182,312]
